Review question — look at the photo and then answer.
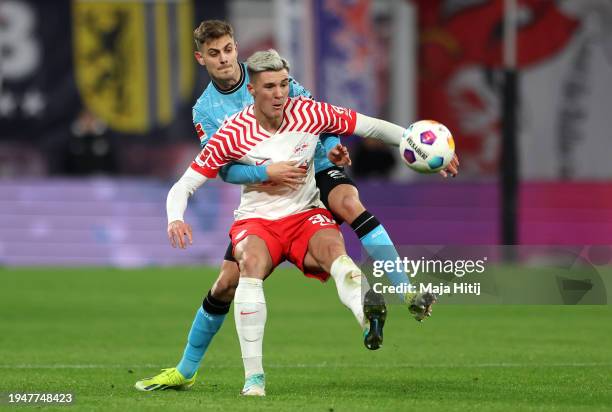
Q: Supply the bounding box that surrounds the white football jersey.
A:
[191,97,357,220]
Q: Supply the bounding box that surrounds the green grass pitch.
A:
[1,267,611,411]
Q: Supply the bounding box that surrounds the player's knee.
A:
[339,194,364,222]
[313,233,345,264]
[238,253,266,276]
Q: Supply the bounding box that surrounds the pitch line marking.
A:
[1,362,611,369]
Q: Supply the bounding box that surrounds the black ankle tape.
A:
[202,291,231,315]
[350,211,381,239]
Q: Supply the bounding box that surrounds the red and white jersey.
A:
[190,96,357,220]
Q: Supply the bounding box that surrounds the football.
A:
[400,120,455,173]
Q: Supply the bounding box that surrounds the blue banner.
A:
[313,0,376,115]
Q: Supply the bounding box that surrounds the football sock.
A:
[234,277,266,378]
[176,291,229,379]
[351,211,410,300]
[330,255,367,329]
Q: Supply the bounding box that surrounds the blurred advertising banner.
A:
[0,0,223,141]
[416,0,612,179]
[2,177,610,269]
[274,0,317,95]
[0,178,239,266]
[72,0,195,134]
[0,1,80,141]
[275,0,377,115]
[313,0,377,115]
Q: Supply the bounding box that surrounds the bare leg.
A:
[327,183,366,224]
[210,259,240,301]
[303,229,367,328]
[303,228,386,350]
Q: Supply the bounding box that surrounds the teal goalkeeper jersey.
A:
[192,63,339,183]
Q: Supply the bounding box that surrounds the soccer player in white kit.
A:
[166,49,457,396]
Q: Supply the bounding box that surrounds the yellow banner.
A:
[72,0,194,134]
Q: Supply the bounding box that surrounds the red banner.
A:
[416,0,580,177]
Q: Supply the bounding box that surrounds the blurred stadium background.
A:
[1,0,612,266]
[2,2,612,410]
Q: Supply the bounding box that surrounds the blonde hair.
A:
[246,49,290,78]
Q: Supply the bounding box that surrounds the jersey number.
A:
[308,214,336,227]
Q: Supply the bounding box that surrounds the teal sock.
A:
[176,293,229,379]
[350,211,410,297]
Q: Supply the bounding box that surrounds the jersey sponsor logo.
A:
[308,214,336,227]
[255,159,269,166]
[73,1,195,133]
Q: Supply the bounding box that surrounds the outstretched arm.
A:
[353,113,405,146]
[166,168,208,248]
[353,113,459,177]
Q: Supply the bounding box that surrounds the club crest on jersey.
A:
[293,142,311,156]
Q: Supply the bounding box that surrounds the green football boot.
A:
[134,368,196,392]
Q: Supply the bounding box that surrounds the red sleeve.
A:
[189,134,232,178]
[190,160,218,178]
[316,101,357,136]
[194,122,207,144]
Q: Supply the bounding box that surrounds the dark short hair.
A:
[193,20,234,51]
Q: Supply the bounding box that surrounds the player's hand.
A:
[439,154,460,178]
[167,220,193,249]
[328,144,352,166]
[266,161,307,190]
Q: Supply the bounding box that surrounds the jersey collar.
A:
[212,62,246,95]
